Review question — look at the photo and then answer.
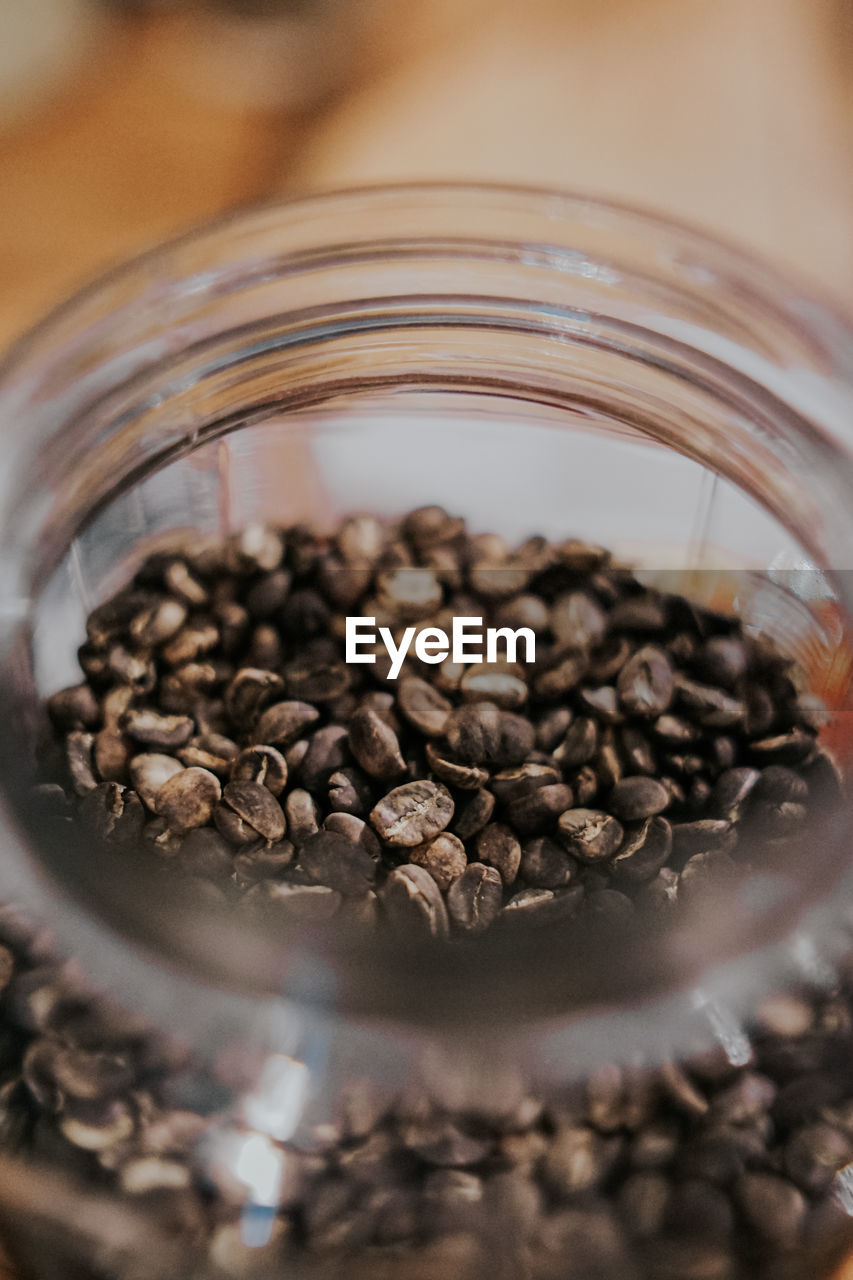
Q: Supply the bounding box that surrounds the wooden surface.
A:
[0,4,851,1277]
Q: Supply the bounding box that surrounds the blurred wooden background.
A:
[0,1,851,1274]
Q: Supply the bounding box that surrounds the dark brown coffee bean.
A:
[735,1173,806,1251]
[298,724,350,792]
[348,706,406,780]
[48,684,101,730]
[129,598,188,648]
[121,709,193,750]
[300,829,379,896]
[370,781,454,847]
[671,820,735,857]
[93,727,130,783]
[445,703,534,768]
[381,864,449,939]
[397,676,452,738]
[535,706,573,753]
[223,667,285,728]
[216,780,286,845]
[505,784,575,835]
[79,781,145,845]
[409,833,467,892]
[659,1062,709,1117]
[156,768,221,832]
[452,789,496,841]
[571,766,599,807]
[277,789,317,846]
[425,741,489,790]
[554,717,599,769]
[533,652,588,700]
[230,745,288,796]
[709,767,760,821]
[617,646,675,718]
[328,768,373,817]
[489,763,560,806]
[502,886,584,926]
[253,700,320,747]
[557,809,624,863]
[475,823,521,886]
[609,776,670,821]
[676,676,744,729]
[784,1122,852,1196]
[752,765,809,805]
[611,816,672,884]
[578,685,624,724]
[446,863,503,934]
[520,837,577,889]
[698,636,748,689]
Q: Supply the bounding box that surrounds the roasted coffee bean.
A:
[409,833,467,892]
[557,809,624,863]
[505,784,574,836]
[348,707,406,780]
[48,684,101,731]
[571,766,599,807]
[370,781,454,847]
[252,700,320,747]
[397,676,452,737]
[709,767,760,821]
[65,731,98,795]
[611,816,672,884]
[534,652,588,700]
[327,768,373,817]
[230,745,288,795]
[425,741,489,790]
[129,753,183,810]
[300,830,379,896]
[475,823,521,886]
[283,789,319,845]
[121,709,193,750]
[299,724,351,791]
[608,776,670,821]
[215,780,286,845]
[451,788,496,841]
[78,782,145,845]
[670,820,735,858]
[502,885,584,926]
[446,863,503,934]
[578,685,623,724]
[735,1173,807,1251]
[445,703,534,768]
[156,768,221,832]
[617,646,675,717]
[381,864,450,940]
[783,1122,852,1195]
[519,836,577,889]
[178,732,238,777]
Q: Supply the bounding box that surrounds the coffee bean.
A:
[409,833,467,892]
[230,745,288,795]
[328,767,373,817]
[446,864,503,934]
[48,684,101,731]
[215,780,286,845]
[502,886,584,926]
[397,676,452,737]
[253,700,320,747]
[121,709,193,750]
[557,809,624,863]
[370,781,454,847]
[735,1173,806,1251]
[381,865,450,940]
[520,836,577,889]
[299,724,351,791]
[784,1122,852,1195]
[475,824,521,886]
[300,830,379,896]
[348,707,406,780]
[671,820,735,858]
[614,646,673,719]
[609,777,670,821]
[156,768,221,832]
[451,789,496,841]
[611,816,672,884]
[283,788,319,845]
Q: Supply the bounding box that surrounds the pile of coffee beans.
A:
[5,508,846,1279]
[41,509,838,937]
[0,910,852,1279]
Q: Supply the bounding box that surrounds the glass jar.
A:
[0,185,851,1280]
